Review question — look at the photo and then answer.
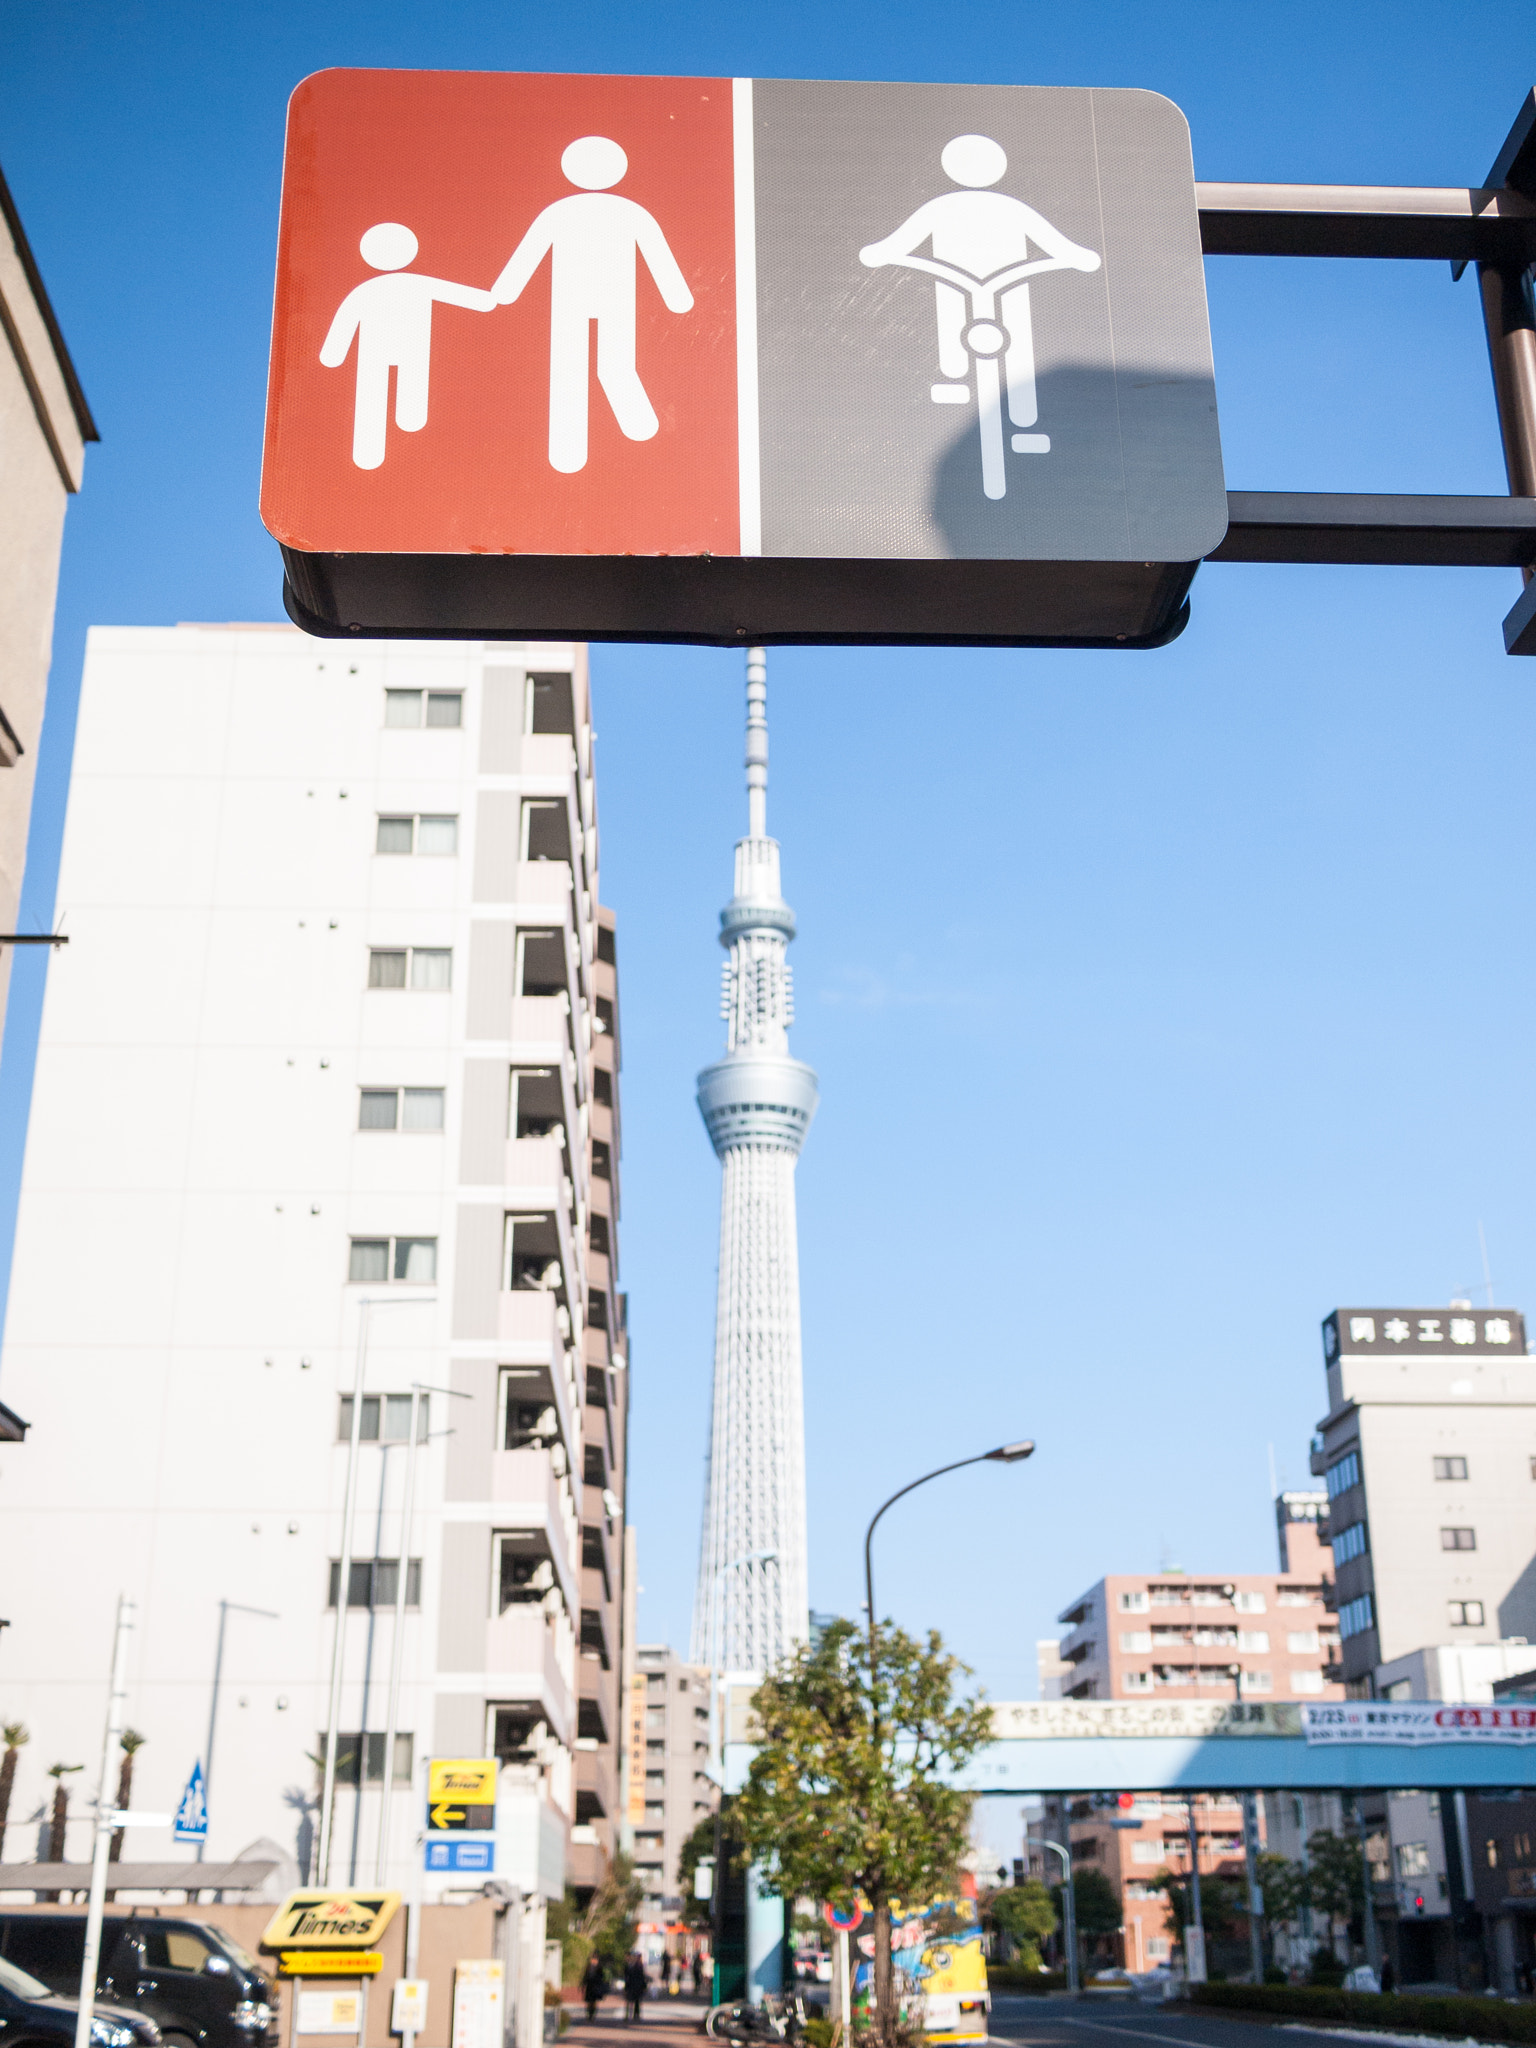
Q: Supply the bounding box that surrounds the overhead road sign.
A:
[262,75,1536,654]
[262,68,1225,649]
[961,1701,1536,1796]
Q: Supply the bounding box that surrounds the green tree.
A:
[1255,1850,1308,1926]
[1148,1869,1247,1942]
[985,1880,1056,1969]
[736,1617,991,2045]
[1056,1868,1125,1943]
[1304,1829,1363,1926]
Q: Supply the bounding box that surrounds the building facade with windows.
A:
[0,627,628,1945]
[1311,1306,1536,1690]
[630,1645,715,1933]
[1055,1570,1343,1705]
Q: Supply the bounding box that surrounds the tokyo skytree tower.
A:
[690,648,818,1677]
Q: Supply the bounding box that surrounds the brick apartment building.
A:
[1048,1497,1342,1968]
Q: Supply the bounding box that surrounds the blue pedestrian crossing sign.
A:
[174,1761,208,1842]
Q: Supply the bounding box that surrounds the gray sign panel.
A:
[754,80,1226,564]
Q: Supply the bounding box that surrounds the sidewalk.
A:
[562,1998,708,2048]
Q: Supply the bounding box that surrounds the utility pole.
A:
[74,1597,136,2048]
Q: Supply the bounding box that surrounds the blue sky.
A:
[3,0,1536,1703]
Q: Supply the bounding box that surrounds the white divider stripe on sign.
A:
[732,77,761,556]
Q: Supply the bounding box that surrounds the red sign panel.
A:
[262,68,740,557]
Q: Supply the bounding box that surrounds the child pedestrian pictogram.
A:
[319,223,497,471]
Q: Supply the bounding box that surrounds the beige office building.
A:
[0,166,95,1066]
[632,1644,716,1931]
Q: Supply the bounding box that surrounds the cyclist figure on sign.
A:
[859,134,1100,498]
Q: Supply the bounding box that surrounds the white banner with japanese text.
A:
[1303,1703,1536,1746]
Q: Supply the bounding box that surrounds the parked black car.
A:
[0,1919,275,2048]
[0,1949,161,2048]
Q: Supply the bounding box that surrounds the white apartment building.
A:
[0,626,628,1940]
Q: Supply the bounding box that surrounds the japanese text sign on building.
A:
[261,69,1224,648]
[1323,1308,1528,1361]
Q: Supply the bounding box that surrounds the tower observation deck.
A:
[691,649,817,1677]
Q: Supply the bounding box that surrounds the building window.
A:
[348,1236,437,1283]
[1325,1450,1361,1499]
[326,1558,423,1608]
[1332,1521,1369,1565]
[385,688,463,729]
[1276,1585,1322,1606]
[1117,1591,1149,1613]
[368,946,452,991]
[1287,1631,1320,1654]
[591,1138,611,1180]
[321,1731,415,1785]
[338,1393,429,1442]
[359,1087,445,1132]
[498,1540,556,1611]
[376,813,459,855]
[1122,1671,1152,1693]
[1120,1631,1151,1652]
[1338,1594,1375,1639]
[1433,1456,1469,1481]
[1240,1670,1273,1694]
[1233,1592,1266,1614]
[1290,1668,1324,1693]
[1440,1527,1477,1551]
[1396,1841,1431,1878]
[1449,1600,1485,1626]
[1237,1631,1269,1652]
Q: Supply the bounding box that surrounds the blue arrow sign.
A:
[174,1760,207,1842]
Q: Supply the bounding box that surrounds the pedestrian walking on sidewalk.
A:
[623,1952,648,2024]
[582,1954,608,2023]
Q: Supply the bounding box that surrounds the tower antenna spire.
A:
[692,646,817,1678]
[745,645,768,838]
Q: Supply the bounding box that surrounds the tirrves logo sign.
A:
[262,1890,402,1950]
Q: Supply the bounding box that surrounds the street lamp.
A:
[862,1442,1034,1667]
[1040,1837,1079,1996]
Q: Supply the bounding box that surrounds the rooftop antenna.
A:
[1478,1220,1495,1307]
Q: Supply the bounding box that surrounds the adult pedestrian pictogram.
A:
[491,135,696,475]
[858,134,1101,501]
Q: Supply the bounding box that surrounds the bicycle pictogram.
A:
[859,133,1101,502]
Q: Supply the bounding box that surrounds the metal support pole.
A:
[1242,1792,1265,1984]
[1043,1836,1078,1995]
[1349,1796,1382,1977]
[74,1595,135,2048]
[375,1383,422,1882]
[1478,261,1536,573]
[1185,1796,1206,1983]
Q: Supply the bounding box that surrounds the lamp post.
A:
[1041,1836,1079,1996]
[318,1291,435,1885]
[1224,1662,1267,1986]
[862,1442,1034,1673]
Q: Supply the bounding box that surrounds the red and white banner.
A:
[1303,1702,1536,1746]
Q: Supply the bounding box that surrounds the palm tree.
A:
[106,1730,147,1901]
[44,1762,83,1900]
[0,1723,28,1859]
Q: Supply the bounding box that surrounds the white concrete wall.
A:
[0,625,598,1898]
